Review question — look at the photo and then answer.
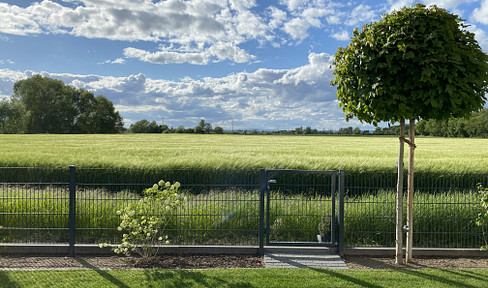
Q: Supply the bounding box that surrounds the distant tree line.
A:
[130,119,224,134]
[0,75,123,134]
[416,109,488,137]
[131,109,488,138]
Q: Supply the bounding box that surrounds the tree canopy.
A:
[331,4,488,125]
[331,3,488,265]
[5,75,124,134]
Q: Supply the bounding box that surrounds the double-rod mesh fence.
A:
[0,167,487,249]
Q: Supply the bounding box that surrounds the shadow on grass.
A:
[75,258,131,288]
[397,269,483,288]
[143,269,256,288]
[312,268,383,288]
[447,269,488,282]
[0,271,21,288]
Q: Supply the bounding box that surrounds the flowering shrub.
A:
[101,180,185,258]
[476,184,488,250]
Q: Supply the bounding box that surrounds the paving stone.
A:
[263,247,349,269]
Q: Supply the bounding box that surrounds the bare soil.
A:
[1,255,488,270]
[343,256,488,270]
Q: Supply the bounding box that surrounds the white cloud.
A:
[472,0,488,25]
[0,3,42,35]
[331,30,349,41]
[0,52,350,130]
[279,0,309,12]
[387,0,414,12]
[0,59,15,65]
[467,24,488,53]
[101,58,126,65]
[268,6,288,29]
[281,5,334,40]
[124,42,254,65]
[422,0,476,9]
[0,0,270,65]
[345,4,377,26]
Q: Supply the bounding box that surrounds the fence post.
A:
[338,170,345,257]
[68,165,76,256]
[258,168,266,255]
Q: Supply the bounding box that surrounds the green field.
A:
[0,134,486,173]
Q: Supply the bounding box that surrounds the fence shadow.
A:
[311,268,383,288]
[74,258,131,288]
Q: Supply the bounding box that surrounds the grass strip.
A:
[1,268,487,288]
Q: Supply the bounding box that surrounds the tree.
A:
[130,120,151,133]
[214,126,224,134]
[195,119,212,134]
[175,125,185,133]
[12,75,123,133]
[331,4,488,263]
[0,99,26,133]
[14,75,76,133]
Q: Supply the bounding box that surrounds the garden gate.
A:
[259,169,344,255]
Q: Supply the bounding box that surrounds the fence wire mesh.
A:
[0,167,487,249]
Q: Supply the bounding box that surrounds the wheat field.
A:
[0,134,486,173]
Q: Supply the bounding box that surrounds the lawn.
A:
[0,268,487,288]
[0,134,486,173]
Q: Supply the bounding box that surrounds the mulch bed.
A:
[1,255,488,270]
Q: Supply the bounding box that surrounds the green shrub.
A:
[476,184,488,249]
[101,180,185,258]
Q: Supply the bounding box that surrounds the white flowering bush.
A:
[101,180,185,258]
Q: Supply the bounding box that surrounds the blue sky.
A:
[1,0,487,131]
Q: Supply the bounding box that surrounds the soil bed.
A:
[1,255,488,270]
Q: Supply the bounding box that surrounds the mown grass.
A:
[0,134,486,173]
[1,268,487,288]
[0,187,483,248]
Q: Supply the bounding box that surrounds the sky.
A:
[0,0,487,131]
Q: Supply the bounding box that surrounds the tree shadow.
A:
[0,271,21,288]
[74,258,131,288]
[433,269,488,284]
[312,268,384,288]
[143,269,256,288]
[397,269,482,288]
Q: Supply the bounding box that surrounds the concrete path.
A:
[264,246,349,269]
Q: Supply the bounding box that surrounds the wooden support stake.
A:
[406,119,415,263]
[395,118,405,265]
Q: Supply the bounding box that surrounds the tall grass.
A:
[0,186,483,248]
[0,134,486,173]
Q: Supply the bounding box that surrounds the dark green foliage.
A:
[130,120,165,133]
[332,4,488,125]
[476,184,488,249]
[9,75,123,133]
[213,126,224,134]
[195,119,212,134]
[0,99,26,133]
[417,109,488,137]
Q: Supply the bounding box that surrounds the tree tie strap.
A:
[399,136,417,149]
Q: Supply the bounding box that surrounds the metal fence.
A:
[1,167,487,252]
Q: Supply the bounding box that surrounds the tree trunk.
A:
[395,119,405,265]
[406,119,416,263]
